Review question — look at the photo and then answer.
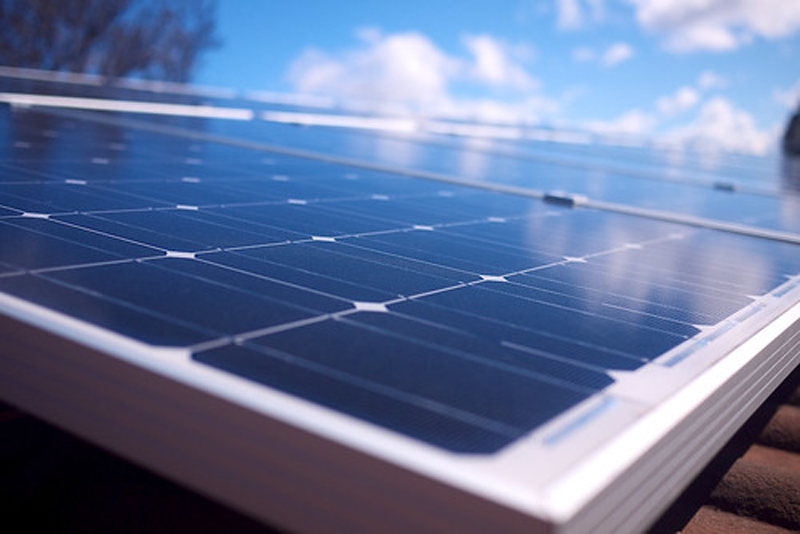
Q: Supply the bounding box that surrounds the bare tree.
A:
[0,0,218,82]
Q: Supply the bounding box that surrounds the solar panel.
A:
[1,69,799,533]
[205,119,800,235]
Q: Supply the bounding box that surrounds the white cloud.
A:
[774,80,800,109]
[288,31,457,108]
[571,42,634,67]
[287,30,556,123]
[434,95,560,124]
[556,0,583,29]
[627,0,800,52]
[666,97,777,154]
[586,109,657,135]
[697,70,727,91]
[583,95,777,155]
[601,42,634,66]
[572,46,596,62]
[462,35,538,90]
[355,26,382,44]
[556,0,605,30]
[657,86,700,116]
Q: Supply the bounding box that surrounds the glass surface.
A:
[2,100,800,454]
[212,119,800,234]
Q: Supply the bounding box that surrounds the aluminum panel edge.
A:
[0,312,544,534]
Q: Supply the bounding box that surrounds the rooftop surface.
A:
[680,381,800,533]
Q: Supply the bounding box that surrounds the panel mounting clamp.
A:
[543,191,589,207]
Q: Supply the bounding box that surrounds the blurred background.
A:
[1,0,799,156]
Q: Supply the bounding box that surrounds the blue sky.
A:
[196,1,800,154]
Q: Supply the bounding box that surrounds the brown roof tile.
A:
[681,506,795,534]
[708,445,800,529]
[757,405,800,453]
[675,380,800,533]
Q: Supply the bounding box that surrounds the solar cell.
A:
[1,70,799,533]
[212,118,800,234]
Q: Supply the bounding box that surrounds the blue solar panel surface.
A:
[2,82,800,453]
[209,120,800,235]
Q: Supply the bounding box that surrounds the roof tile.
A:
[681,506,795,534]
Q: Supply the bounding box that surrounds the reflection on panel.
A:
[2,105,799,455]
